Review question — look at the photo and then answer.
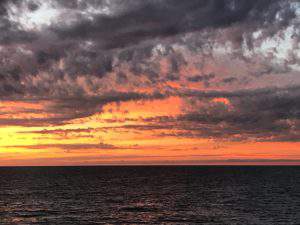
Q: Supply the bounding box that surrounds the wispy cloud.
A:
[4,143,128,151]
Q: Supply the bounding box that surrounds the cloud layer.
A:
[0,0,299,143]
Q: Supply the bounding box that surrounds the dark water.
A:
[0,166,299,224]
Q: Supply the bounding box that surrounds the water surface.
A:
[0,166,299,224]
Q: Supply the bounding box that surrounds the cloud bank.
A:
[0,0,299,142]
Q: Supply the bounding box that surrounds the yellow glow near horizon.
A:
[0,96,299,166]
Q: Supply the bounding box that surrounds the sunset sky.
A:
[0,0,299,166]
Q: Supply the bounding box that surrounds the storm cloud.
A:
[0,0,299,142]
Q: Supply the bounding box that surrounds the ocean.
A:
[0,166,299,224]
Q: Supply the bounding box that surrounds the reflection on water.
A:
[0,166,299,224]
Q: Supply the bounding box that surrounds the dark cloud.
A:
[0,91,167,126]
[187,74,216,87]
[222,77,238,84]
[0,0,37,45]
[51,0,293,49]
[18,128,95,135]
[5,142,126,151]
[187,74,215,83]
[111,86,300,142]
[0,0,299,144]
[27,1,39,11]
[0,0,297,82]
[182,86,300,142]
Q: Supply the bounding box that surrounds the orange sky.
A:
[0,0,299,166]
[1,97,299,166]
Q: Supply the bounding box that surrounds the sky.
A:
[0,0,299,166]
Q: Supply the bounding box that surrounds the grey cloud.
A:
[116,86,300,142]
[222,77,238,84]
[187,74,215,83]
[18,128,95,135]
[0,91,167,127]
[51,0,292,50]
[187,74,216,87]
[0,1,297,82]
[183,87,300,142]
[0,0,299,133]
[5,142,126,151]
